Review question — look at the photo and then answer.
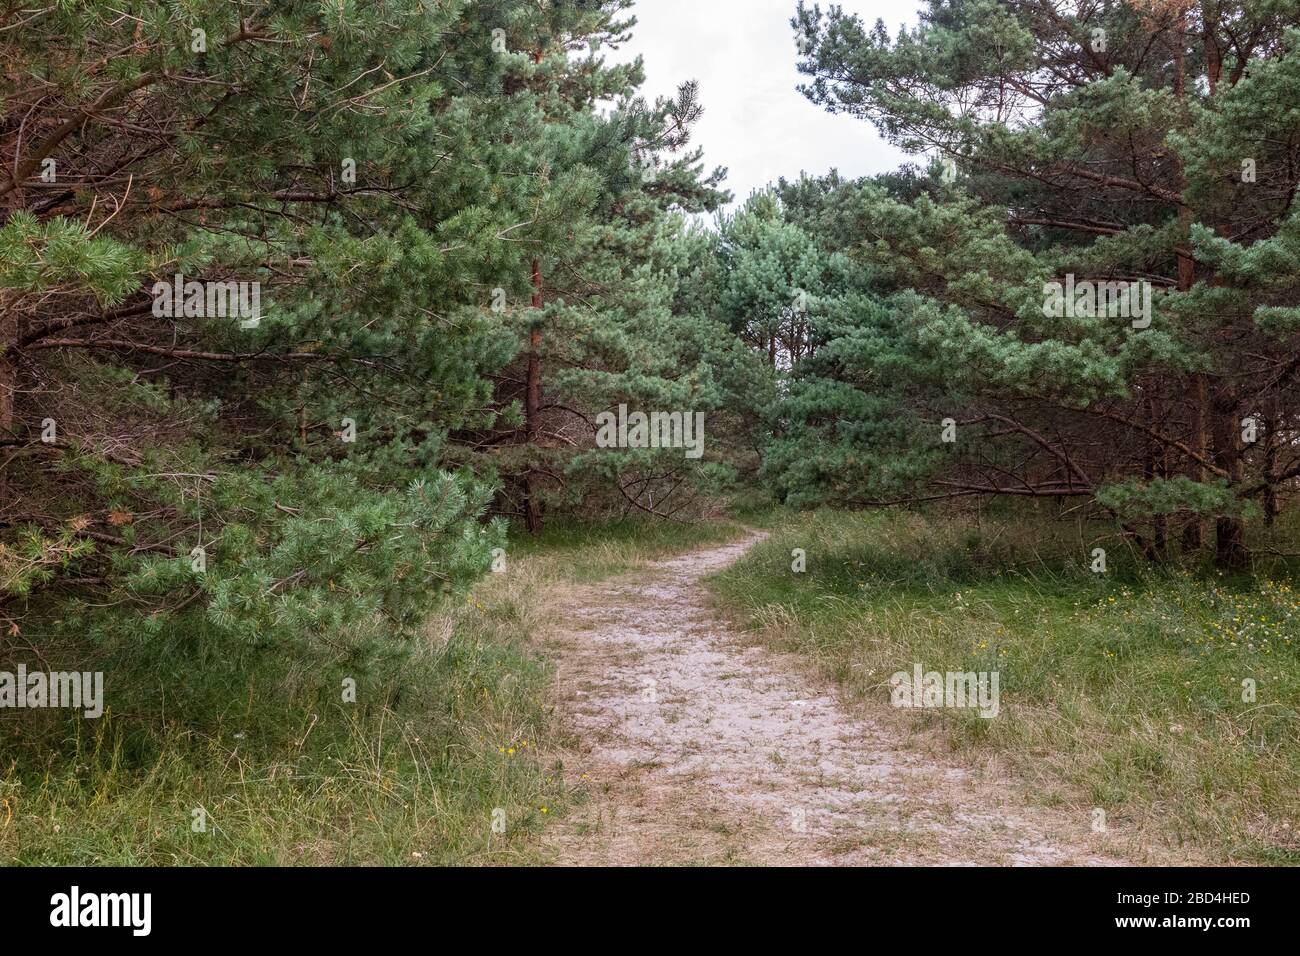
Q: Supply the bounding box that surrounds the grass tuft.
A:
[709,508,1300,864]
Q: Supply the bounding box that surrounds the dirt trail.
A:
[540,533,1147,866]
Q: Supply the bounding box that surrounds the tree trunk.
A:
[1173,27,1206,557]
[0,301,15,517]
[1181,387,1208,556]
[1263,407,1279,527]
[1146,392,1166,559]
[0,320,14,436]
[1211,389,1249,571]
[521,44,547,535]
[523,258,543,534]
[1214,515,1248,570]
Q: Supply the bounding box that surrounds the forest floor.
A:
[538,531,1181,866]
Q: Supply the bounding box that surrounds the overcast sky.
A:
[606,0,924,207]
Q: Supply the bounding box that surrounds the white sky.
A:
[606,0,924,207]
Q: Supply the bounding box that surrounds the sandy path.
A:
[540,533,1141,866]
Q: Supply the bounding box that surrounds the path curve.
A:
[541,533,1136,866]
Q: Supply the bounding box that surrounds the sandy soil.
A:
[539,533,1165,866]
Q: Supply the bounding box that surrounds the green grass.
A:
[1,577,562,865]
[0,515,743,866]
[507,514,751,582]
[709,508,1300,864]
[21,503,1290,865]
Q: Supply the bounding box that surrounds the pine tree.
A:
[787,0,1300,568]
[453,3,748,529]
[0,2,559,671]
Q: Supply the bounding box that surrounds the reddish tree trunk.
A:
[0,335,14,436]
[1263,410,1279,526]
[1172,25,1207,557]
[1211,390,1249,571]
[523,258,543,533]
[522,44,547,534]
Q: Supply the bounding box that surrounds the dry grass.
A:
[0,516,745,866]
[710,508,1300,864]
